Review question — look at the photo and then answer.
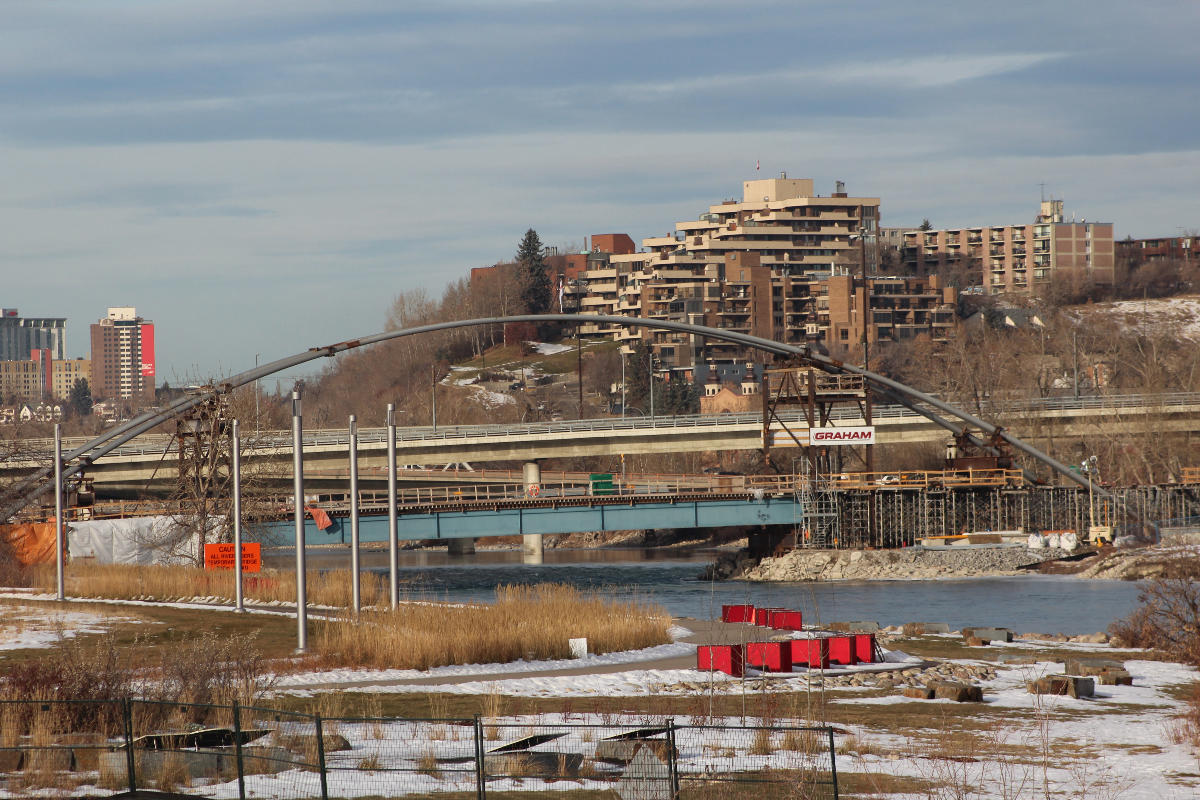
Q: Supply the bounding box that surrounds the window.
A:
[839,328,849,341]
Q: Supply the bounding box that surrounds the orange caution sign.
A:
[203,542,262,572]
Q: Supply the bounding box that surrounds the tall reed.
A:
[33,563,389,608]
[316,583,672,670]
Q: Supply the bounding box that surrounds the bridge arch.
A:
[0,314,1103,520]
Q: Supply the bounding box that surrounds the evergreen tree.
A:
[68,378,93,417]
[919,218,933,231]
[517,228,552,314]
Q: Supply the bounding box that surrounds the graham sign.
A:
[811,426,876,445]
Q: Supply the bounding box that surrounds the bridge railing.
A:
[821,469,1025,491]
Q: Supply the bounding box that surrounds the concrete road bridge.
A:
[8,391,1200,487]
[2,313,1187,524]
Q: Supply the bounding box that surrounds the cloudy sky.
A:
[3,0,1198,382]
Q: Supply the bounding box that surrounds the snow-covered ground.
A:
[1070,295,1200,342]
[0,603,136,650]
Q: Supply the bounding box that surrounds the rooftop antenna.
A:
[1039,182,1046,202]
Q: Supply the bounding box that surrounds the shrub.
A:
[1109,559,1200,665]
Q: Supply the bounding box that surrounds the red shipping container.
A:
[721,604,756,623]
[853,632,877,664]
[827,635,858,665]
[755,607,784,626]
[697,645,745,677]
[790,638,830,669]
[769,610,804,630]
[746,641,792,672]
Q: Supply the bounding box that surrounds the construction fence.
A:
[0,698,839,799]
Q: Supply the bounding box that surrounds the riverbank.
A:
[713,545,1078,582]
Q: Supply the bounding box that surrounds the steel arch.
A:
[0,313,1104,520]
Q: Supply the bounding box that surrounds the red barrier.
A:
[697,645,745,677]
[746,641,792,672]
[769,610,804,630]
[854,632,877,664]
[827,635,858,665]
[790,638,830,669]
[721,604,756,623]
[755,607,784,626]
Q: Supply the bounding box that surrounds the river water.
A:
[271,547,1143,636]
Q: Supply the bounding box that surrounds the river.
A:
[268,547,1143,636]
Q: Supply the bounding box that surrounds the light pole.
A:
[254,354,261,436]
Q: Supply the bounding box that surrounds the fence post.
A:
[314,713,329,800]
[473,715,487,800]
[666,717,679,798]
[123,698,137,794]
[827,726,839,799]
[232,701,247,800]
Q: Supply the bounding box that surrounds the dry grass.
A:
[314,583,672,670]
[33,563,390,608]
[749,728,774,756]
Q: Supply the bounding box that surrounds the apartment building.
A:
[0,360,46,402]
[575,177,959,369]
[1116,234,1198,265]
[53,358,91,399]
[899,200,1114,294]
[90,307,155,404]
[0,309,66,362]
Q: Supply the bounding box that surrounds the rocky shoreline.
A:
[707,545,1078,581]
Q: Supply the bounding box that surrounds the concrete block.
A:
[846,620,881,632]
[967,627,1014,642]
[965,637,991,647]
[1027,675,1095,698]
[239,746,297,775]
[903,622,950,635]
[932,682,984,702]
[1098,670,1133,686]
[1064,657,1123,676]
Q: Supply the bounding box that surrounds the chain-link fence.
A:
[0,699,838,799]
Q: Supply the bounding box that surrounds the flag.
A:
[755,160,760,172]
[305,506,333,531]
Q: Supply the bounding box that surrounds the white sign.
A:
[766,427,809,448]
[810,426,875,445]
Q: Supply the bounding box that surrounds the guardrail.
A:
[18,392,1200,463]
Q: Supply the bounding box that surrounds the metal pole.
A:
[387,403,399,609]
[53,424,65,601]
[232,419,244,612]
[254,354,261,436]
[621,350,626,420]
[577,330,583,419]
[431,368,437,431]
[292,391,307,652]
[348,415,361,614]
[648,351,655,419]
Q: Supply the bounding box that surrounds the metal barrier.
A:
[0,699,839,799]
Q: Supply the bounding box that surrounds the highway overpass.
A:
[8,391,1198,487]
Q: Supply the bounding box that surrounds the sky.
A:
[3,0,1198,382]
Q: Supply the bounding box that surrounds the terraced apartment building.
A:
[576,176,957,371]
[894,199,1115,294]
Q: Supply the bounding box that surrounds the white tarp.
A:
[68,516,200,565]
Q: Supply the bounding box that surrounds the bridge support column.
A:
[522,461,544,564]
[448,538,476,556]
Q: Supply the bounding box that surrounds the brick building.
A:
[897,200,1114,294]
[90,307,155,404]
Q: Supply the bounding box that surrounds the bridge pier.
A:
[447,538,476,556]
[522,461,544,564]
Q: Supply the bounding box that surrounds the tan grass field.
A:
[315,583,672,670]
[32,563,390,608]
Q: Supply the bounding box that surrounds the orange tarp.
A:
[0,522,59,566]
